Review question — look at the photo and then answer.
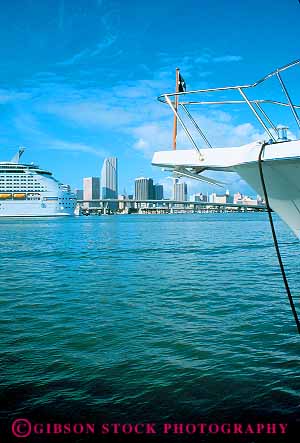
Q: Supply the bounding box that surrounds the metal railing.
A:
[158,59,300,153]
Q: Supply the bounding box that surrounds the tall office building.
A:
[83,177,100,200]
[135,177,154,200]
[173,179,188,201]
[154,184,164,200]
[101,157,118,199]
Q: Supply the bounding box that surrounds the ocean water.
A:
[0,213,300,442]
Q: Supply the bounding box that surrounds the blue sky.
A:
[0,0,299,196]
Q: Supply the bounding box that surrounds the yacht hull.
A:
[235,159,300,238]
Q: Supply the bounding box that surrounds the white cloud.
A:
[57,4,120,66]
[134,138,149,151]
[13,112,107,157]
[212,55,243,63]
[58,49,91,66]
[90,33,117,57]
[132,123,173,158]
[231,122,261,141]
[0,89,30,104]
[113,79,169,99]
[36,77,172,133]
[209,110,232,123]
[194,52,243,65]
[41,139,107,157]
[44,101,135,128]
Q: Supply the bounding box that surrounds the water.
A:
[0,213,300,442]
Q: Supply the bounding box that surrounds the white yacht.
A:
[152,60,300,238]
[0,148,76,217]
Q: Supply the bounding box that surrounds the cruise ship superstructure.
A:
[152,60,300,238]
[0,149,76,217]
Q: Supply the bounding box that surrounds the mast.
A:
[172,67,180,150]
[11,147,25,164]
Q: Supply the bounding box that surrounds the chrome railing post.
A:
[164,95,204,159]
[276,71,300,131]
[255,102,279,136]
[180,104,213,148]
[238,88,276,142]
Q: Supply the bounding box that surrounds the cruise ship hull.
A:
[0,200,75,217]
[152,139,300,238]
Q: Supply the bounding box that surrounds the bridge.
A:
[76,199,266,215]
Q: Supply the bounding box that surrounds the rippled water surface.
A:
[1,213,300,441]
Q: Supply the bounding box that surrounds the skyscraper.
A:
[101,157,118,199]
[83,177,100,200]
[135,177,154,200]
[173,179,188,201]
[154,184,164,200]
[75,189,83,200]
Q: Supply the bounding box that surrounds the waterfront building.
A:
[243,197,258,206]
[257,195,264,204]
[233,192,258,206]
[75,189,83,200]
[100,157,118,199]
[154,184,164,200]
[135,177,154,200]
[233,192,242,204]
[209,191,233,204]
[190,192,208,202]
[83,177,100,200]
[118,194,126,211]
[209,193,226,204]
[173,179,187,201]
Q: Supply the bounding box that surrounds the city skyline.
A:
[80,157,260,202]
[0,1,299,197]
[78,155,263,201]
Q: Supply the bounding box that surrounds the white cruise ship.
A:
[0,148,76,217]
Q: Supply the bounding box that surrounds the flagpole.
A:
[172,67,180,150]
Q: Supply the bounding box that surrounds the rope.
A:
[258,142,300,334]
